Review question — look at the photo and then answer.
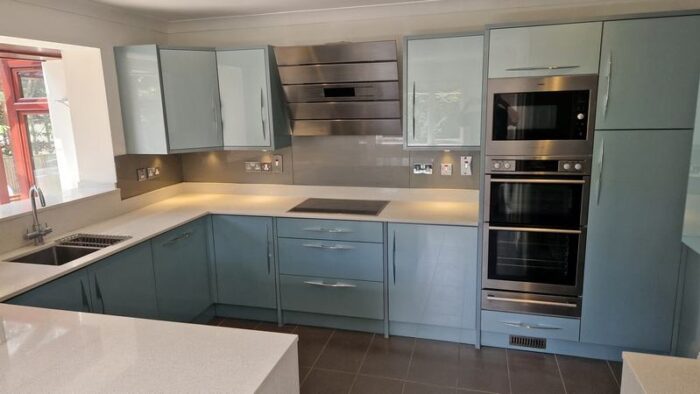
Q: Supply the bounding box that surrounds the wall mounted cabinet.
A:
[595,15,700,130]
[404,34,484,148]
[488,22,602,78]
[216,47,291,150]
[114,45,223,154]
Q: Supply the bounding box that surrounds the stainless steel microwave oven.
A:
[485,75,598,157]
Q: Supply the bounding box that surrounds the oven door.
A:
[485,176,590,228]
[486,75,597,156]
[482,225,586,296]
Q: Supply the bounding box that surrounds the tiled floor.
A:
[208,317,622,394]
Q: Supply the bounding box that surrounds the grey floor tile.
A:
[403,382,456,394]
[508,350,566,394]
[255,321,297,333]
[206,317,223,326]
[457,345,510,393]
[315,330,374,373]
[360,335,414,379]
[557,355,618,394]
[407,339,461,387]
[608,361,623,386]
[301,369,355,394]
[300,367,311,384]
[349,375,404,394]
[297,325,334,367]
[218,318,259,329]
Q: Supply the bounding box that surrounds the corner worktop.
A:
[0,183,479,303]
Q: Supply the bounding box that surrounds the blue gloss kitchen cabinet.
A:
[488,22,602,78]
[114,45,223,154]
[212,215,277,309]
[216,47,291,150]
[404,34,484,148]
[581,129,692,352]
[7,269,92,313]
[595,15,700,130]
[87,242,159,319]
[388,223,478,343]
[152,218,212,322]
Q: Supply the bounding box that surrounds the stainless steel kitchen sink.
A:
[8,234,130,266]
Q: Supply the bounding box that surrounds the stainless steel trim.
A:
[94,277,105,313]
[303,281,357,288]
[260,88,266,141]
[266,224,271,275]
[283,82,399,102]
[392,230,397,284]
[505,65,580,71]
[481,290,582,317]
[488,226,582,235]
[487,295,578,308]
[301,243,355,250]
[164,231,192,246]
[302,227,353,233]
[292,119,402,136]
[288,101,400,120]
[279,62,398,85]
[490,178,586,184]
[411,81,416,140]
[501,321,563,330]
[274,41,397,66]
[596,136,606,204]
[603,51,612,117]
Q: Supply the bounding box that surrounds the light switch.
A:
[440,163,453,176]
[272,155,283,173]
[460,156,473,176]
[261,162,272,172]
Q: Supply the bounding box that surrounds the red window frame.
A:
[0,59,50,203]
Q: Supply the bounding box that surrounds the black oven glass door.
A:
[487,227,580,287]
[492,91,589,141]
[488,178,586,228]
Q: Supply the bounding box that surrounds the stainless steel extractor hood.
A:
[273,41,401,136]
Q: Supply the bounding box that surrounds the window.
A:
[0,58,59,204]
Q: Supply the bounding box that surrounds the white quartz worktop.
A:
[621,352,700,394]
[0,183,478,302]
[0,303,298,393]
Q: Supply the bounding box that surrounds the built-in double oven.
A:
[482,74,597,318]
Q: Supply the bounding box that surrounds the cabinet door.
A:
[213,215,276,308]
[389,224,478,330]
[217,49,271,148]
[152,219,212,322]
[160,49,223,151]
[596,16,700,130]
[581,129,692,352]
[488,22,602,78]
[7,269,91,313]
[88,242,159,319]
[406,35,483,147]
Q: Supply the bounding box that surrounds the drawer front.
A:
[280,274,383,319]
[277,218,383,243]
[481,310,580,342]
[278,238,383,282]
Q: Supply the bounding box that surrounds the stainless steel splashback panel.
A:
[283,82,399,102]
[292,119,402,136]
[274,41,397,65]
[289,102,400,120]
[279,63,398,85]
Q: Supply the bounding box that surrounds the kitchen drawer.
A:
[481,310,580,342]
[278,238,383,282]
[277,218,383,243]
[280,274,383,319]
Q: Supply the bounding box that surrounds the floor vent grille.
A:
[510,335,547,349]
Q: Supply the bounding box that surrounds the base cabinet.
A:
[388,223,478,342]
[7,269,91,313]
[152,218,212,322]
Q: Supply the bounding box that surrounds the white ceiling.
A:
[89,0,439,21]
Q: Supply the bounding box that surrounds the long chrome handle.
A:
[302,227,353,234]
[490,178,586,185]
[603,51,612,117]
[94,277,105,313]
[486,295,578,308]
[266,224,271,275]
[501,321,563,330]
[411,81,416,140]
[505,65,580,71]
[164,231,192,246]
[392,230,396,284]
[302,243,354,250]
[80,281,90,312]
[488,226,582,235]
[596,136,606,205]
[303,281,357,288]
[260,88,266,141]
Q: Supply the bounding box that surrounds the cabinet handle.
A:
[80,281,90,312]
[266,224,271,275]
[489,226,582,235]
[164,231,192,246]
[303,281,357,288]
[486,294,578,308]
[501,321,563,330]
[504,65,580,71]
[302,227,353,234]
[94,277,105,314]
[596,136,605,205]
[603,51,612,117]
[411,81,416,140]
[301,243,354,250]
[392,230,397,284]
[491,178,586,185]
[260,88,266,141]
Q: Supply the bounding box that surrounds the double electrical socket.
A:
[137,167,160,182]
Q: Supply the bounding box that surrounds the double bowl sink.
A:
[8,234,130,266]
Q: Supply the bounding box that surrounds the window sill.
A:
[0,183,117,223]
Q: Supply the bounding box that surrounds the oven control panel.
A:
[488,158,590,174]
[490,159,516,172]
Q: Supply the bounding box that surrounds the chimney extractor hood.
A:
[274,41,401,136]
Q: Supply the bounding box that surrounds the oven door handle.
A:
[486,295,579,309]
[490,178,586,184]
[488,226,582,235]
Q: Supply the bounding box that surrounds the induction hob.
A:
[289,198,389,216]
